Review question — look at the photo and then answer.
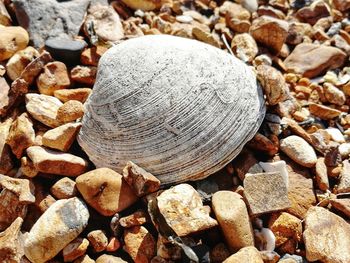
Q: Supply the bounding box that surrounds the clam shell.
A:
[78,35,265,185]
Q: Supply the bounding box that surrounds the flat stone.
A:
[0,26,29,61]
[54,88,92,103]
[62,238,89,262]
[56,100,84,124]
[76,168,138,216]
[87,230,108,253]
[231,33,258,63]
[212,191,254,252]
[0,217,24,263]
[303,206,350,263]
[315,157,329,191]
[308,103,342,120]
[284,43,347,78]
[157,184,218,237]
[330,198,350,218]
[26,146,88,176]
[70,66,97,86]
[223,246,263,263]
[259,160,289,187]
[50,177,77,199]
[338,160,350,193]
[24,197,90,263]
[244,172,290,215]
[0,117,14,174]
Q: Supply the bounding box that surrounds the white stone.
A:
[339,143,350,157]
[325,127,345,143]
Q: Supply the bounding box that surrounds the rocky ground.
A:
[0,0,350,262]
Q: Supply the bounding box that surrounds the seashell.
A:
[78,35,265,185]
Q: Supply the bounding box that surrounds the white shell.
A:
[78,35,265,185]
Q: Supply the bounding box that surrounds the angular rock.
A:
[231,33,258,63]
[50,177,77,199]
[330,198,350,218]
[87,230,108,253]
[0,26,29,61]
[37,61,70,95]
[244,172,290,215]
[338,160,350,193]
[26,146,88,176]
[24,197,90,263]
[303,206,350,263]
[120,210,148,228]
[63,238,89,262]
[20,156,38,178]
[284,43,347,78]
[71,66,97,86]
[56,100,84,124]
[76,168,138,216]
[212,191,254,252]
[157,184,218,237]
[81,46,108,66]
[223,246,263,263]
[309,103,341,120]
[0,217,24,263]
[42,122,81,152]
[296,0,331,25]
[54,88,92,103]
[315,157,329,191]
[0,117,14,174]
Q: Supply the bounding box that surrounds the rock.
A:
[56,100,84,124]
[157,184,218,237]
[242,0,258,12]
[247,133,279,156]
[210,243,231,263]
[42,122,81,152]
[259,161,289,187]
[223,2,251,20]
[259,251,280,263]
[339,143,350,158]
[122,161,160,197]
[330,198,350,218]
[231,33,258,63]
[120,210,148,228]
[123,226,156,262]
[0,117,14,174]
[45,38,87,66]
[232,149,259,181]
[84,4,124,43]
[192,26,221,48]
[24,197,90,263]
[0,175,35,231]
[76,168,138,216]
[106,237,120,252]
[284,43,347,78]
[37,61,71,96]
[256,65,288,105]
[315,157,329,191]
[325,127,345,143]
[280,136,317,168]
[96,254,128,263]
[254,227,276,251]
[50,177,77,199]
[212,191,254,252]
[308,103,341,120]
[81,46,108,66]
[0,77,10,116]
[71,66,97,86]
[0,78,27,118]
[62,238,89,262]
[0,217,24,263]
[26,146,88,176]
[20,156,38,178]
[333,0,350,11]
[25,93,62,128]
[338,160,350,193]
[323,83,346,105]
[13,0,91,48]
[121,0,164,11]
[268,212,302,254]
[0,2,11,26]
[6,46,40,81]
[257,6,285,19]
[244,172,290,215]
[6,112,35,159]
[296,0,331,25]
[0,26,29,61]
[250,16,288,54]
[223,246,263,263]
[87,230,108,253]
[53,91,91,109]
[303,206,350,263]
[286,22,314,45]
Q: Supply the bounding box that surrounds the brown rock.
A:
[0,117,13,174]
[122,161,160,197]
[333,0,350,11]
[0,26,29,61]
[192,27,221,48]
[0,78,28,117]
[232,149,259,181]
[223,246,263,263]
[224,2,251,21]
[309,103,342,120]
[210,243,231,263]
[26,146,88,176]
[231,33,258,63]
[87,230,108,253]
[0,2,11,26]
[50,177,77,199]
[76,168,138,216]
[34,183,56,213]
[296,0,331,25]
[56,100,84,124]
[330,198,350,218]
[54,88,92,103]
[0,77,10,116]
[338,160,350,193]
[315,157,329,191]
[250,16,289,54]
[247,133,279,156]
[286,22,314,45]
[20,156,38,178]
[63,238,89,262]
[106,237,120,252]
[0,217,24,263]
[303,206,350,263]
[120,0,165,11]
[120,210,148,228]
[96,254,127,263]
[257,6,286,19]
[124,226,156,263]
[71,66,97,86]
[323,83,346,105]
[81,46,108,66]
[284,43,346,78]
[226,19,251,33]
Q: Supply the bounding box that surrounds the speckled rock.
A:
[223,246,263,263]
[0,26,29,61]
[0,217,24,263]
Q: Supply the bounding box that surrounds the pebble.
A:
[330,198,350,218]
[87,230,108,253]
[62,238,89,262]
[0,117,13,174]
[295,0,331,25]
[0,1,11,26]
[75,254,95,263]
[56,100,84,124]
[26,145,88,176]
[338,160,350,193]
[280,135,317,168]
[303,206,350,263]
[242,0,258,12]
[121,0,162,11]
[259,160,289,187]
[71,66,97,86]
[210,243,231,263]
[106,237,121,252]
[244,172,290,215]
[223,246,263,263]
[157,184,218,237]
[308,103,342,120]
[54,88,92,103]
[0,77,10,117]
[325,127,345,143]
[24,197,90,263]
[119,210,148,228]
[192,26,221,48]
[333,0,350,11]
[323,83,346,105]
[231,33,258,63]
[0,217,24,263]
[212,191,254,252]
[254,227,276,251]
[315,157,329,191]
[0,26,29,61]
[339,142,350,157]
[50,177,77,199]
[176,15,193,24]
[76,168,138,216]
[96,254,127,263]
[81,46,107,67]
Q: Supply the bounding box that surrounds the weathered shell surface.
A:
[78,35,265,185]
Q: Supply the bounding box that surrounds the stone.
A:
[6,46,40,81]
[324,83,346,105]
[84,4,124,43]
[71,66,97,86]
[296,0,331,25]
[223,246,263,263]
[259,161,289,188]
[0,117,13,174]
[242,0,258,12]
[212,191,254,252]
[56,100,84,124]
[333,0,350,11]
[284,44,347,78]
[62,238,89,262]
[192,26,221,48]
[315,157,329,191]
[13,0,91,48]
[231,33,258,63]
[223,2,251,21]
[304,206,350,263]
[87,230,108,253]
[256,65,288,105]
[45,38,87,66]
[96,254,128,263]
[6,112,35,159]
[0,77,10,116]
[338,160,350,193]
[120,210,148,228]
[122,161,160,197]
[247,133,279,156]
[76,168,138,216]
[81,46,108,66]
[24,197,89,263]
[25,93,62,128]
[325,127,345,143]
[50,177,77,199]
[339,143,350,158]
[26,146,88,176]
[0,175,35,231]
[20,156,38,178]
[106,237,120,252]
[268,212,302,254]
[250,16,289,54]
[124,226,156,262]
[280,136,317,168]
[330,198,350,218]
[254,227,276,251]
[0,217,24,263]
[286,22,314,45]
[54,88,92,103]
[37,61,71,96]
[0,2,11,26]
[42,122,82,152]
[210,243,231,263]
[121,0,164,11]
[308,103,341,120]
[0,26,29,61]
[157,184,217,237]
